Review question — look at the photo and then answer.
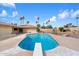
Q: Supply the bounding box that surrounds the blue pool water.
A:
[19,33,59,51]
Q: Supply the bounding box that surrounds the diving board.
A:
[33,43,43,56]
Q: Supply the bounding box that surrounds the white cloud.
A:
[60,9,79,18]
[70,9,74,13]
[44,16,56,25]
[43,9,79,25]
[0,10,7,17]
[71,9,79,18]
[58,9,79,19]
[12,11,18,17]
[0,3,18,17]
[1,3,16,8]
[49,16,56,22]
[58,10,69,19]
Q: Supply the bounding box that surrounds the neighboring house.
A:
[0,22,37,35]
[68,27,79,32]
[40,29,53,33]
[0,22,13,35]
[12,25,37,33]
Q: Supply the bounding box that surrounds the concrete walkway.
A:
[50,34,79,51]
[0,34,26,52]
[0,34,33,56]
[0,45,79,56]
[0,47,32,56]
[45,46,79,56]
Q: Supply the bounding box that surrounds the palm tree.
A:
[37,24,40,32]
[36,21,38,24]
[35,16,39,24]
[43,22,45,27]
[36,16,39,21]
[35,16,40,32]
[45,20,50,26]
[20,16,25,25]
[26,21,30,24]
[48,20,50,23]
[76,15,79,27]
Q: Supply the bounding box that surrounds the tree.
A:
[35,16,39,21]
[59,27,64,32]
[36,24,41,32]
[64,25,68,28]
[36,21,38,24]
[76,15,79,27]
[26,21,30,24]
[53,27,57,34]
[20,16,25,25]
[37,27,40,32]
[46,25,52,29]
[41,25,46,29]
[35,16,41,32]
[37,24,40,27]
[64,23,72,28]
[35,16,39,24]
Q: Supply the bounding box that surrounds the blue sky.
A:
[0,3,79,27]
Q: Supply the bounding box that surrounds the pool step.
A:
[33,43,43,56]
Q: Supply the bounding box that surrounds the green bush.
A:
[59,27,64,32]
[37,27,40,32]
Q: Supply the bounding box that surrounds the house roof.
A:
[0,22,17,27]
[0,22,37,29]
[17,25,37,29]
[0,22,10,26]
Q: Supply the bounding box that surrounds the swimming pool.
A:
[19,33,59,51]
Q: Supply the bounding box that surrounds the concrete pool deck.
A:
[0,33,79,56]
[51,34,79,51]
[0,34,33,56]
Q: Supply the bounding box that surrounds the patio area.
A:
[0,33,79,56]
